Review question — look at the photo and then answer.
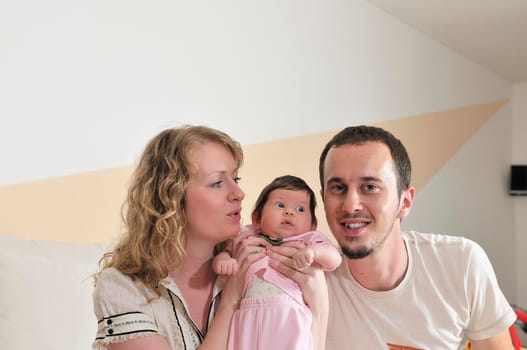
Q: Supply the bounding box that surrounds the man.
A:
[319,125,516,349]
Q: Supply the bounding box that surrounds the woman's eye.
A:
[295,206,305,213]
[234,177,241,184]
[211,180,223,188]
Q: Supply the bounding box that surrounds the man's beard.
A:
[341,244,373,259]
[340,217,397,260]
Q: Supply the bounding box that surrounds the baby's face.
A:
[257,189,314,238]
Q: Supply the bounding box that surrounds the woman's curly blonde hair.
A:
[98,125,243,292]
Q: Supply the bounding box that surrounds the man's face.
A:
[321,141,411,259]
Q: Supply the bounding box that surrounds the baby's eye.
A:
[295,206,306,213]
[274,202,286,209]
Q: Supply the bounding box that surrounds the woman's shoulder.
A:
[96,267,133,287]
[94,267,155,302]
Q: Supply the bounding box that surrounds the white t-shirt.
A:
[326,231,516,350]
[92,267,224,350]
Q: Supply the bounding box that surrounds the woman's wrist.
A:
[216,295,238,315]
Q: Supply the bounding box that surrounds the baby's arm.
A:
[212,251,239,276]
[292,243,342,271]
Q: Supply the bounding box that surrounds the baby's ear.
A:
[251,212,260,226]
[311,217,317,230]
[241,224,257,234]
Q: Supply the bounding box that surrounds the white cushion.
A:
[0,234,110,350]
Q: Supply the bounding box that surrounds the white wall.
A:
[403,105,516,300]
[0,0,509,185]
[512,83,527,308]
[1,0,521,304]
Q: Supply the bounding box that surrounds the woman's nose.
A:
[230,183,245,201]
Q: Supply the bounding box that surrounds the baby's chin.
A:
[263,227,303,239]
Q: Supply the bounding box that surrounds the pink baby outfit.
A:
[227,230,331,350]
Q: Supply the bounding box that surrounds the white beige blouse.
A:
[92,267,224,350]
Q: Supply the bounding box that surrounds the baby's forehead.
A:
[268,188,310,202]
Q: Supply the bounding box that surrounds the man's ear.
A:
[397,187,415,219]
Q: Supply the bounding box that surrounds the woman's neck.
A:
[169,249,216,334]
[171,256,214,285]
[170,237,216,285]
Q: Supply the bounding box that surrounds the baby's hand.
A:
[213,257,239,276]
[292,247,315,271]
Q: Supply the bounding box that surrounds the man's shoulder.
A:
[403,230,482,262]
[403,230,475,247]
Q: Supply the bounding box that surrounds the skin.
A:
[108,142,330,350]
[267,243,329,350]
[255,188,315,239]
[214,187,335,350]
[321,141,513,349]
[254,189,341,271]
[108,142,266,350]
[322,141,412,291]
[180,141,246,330]
[255,190,335,350]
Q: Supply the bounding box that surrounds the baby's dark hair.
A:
[252,175,317,226]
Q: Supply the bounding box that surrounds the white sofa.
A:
[0,234,109,350]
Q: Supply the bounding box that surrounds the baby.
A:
[213,175,342,350]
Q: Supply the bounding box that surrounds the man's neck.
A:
[346,232,408,291]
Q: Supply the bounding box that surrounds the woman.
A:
[92,125,328,350]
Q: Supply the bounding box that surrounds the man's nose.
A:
[342,189,362,212]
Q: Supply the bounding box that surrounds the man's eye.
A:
[330,184,345,193]
[363,184,378,192]
[295,206,305,213]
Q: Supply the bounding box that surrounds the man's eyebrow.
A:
[326,177,344,185]
[326,176,383,184]
[361,176,383,183]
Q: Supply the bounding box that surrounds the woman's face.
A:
[184,141,245,245]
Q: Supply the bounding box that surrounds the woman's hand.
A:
[220,227,268,310]
[200,226,268,350]
[267,241,329,350]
